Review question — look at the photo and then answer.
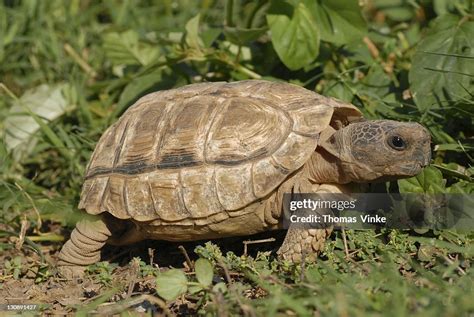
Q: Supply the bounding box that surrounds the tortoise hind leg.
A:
[58,216,112,276]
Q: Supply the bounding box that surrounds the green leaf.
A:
[372,0,416,22]
[4,84,71,160]
[115,70,178,116]
[185,14,204,49]
[103,30,159,66]
[435,143,474,152]
[266,1,320,70]
[409,14,474,111]
[323,80,354,102]
[201,28,222,47]
[188,284,204,294]
[432,163,472,182]
[398,166,445,193]
[305,0,367,45]
[433,0,471,16]
[212,282,228,293]
[447,181,474,194]
[344,40,376,64]
[118,71,163,111]
[360,64,392,97]
[224,26,268,45]
[194,258,213,287]
[155,269,188,301]
[74,288,119,315]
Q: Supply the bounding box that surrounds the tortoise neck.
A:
[305,149,350,184]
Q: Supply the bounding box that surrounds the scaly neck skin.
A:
[306,130,382,184]
[305,126,352,184]
[305,149,351,184]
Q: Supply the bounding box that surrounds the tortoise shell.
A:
[79,80,362,222]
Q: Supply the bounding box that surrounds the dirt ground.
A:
[0,221,283,315]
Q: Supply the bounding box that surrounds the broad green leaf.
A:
[116,70,178,116]
[360,64,392,97]
[305,0,367,45]
[354,65,398,118]
[185,14,204,49]
[266,1,320,70]
[103,30,159,66]
[344,40,376,64]
[194,258,213,287]
[4,84,70,159]
[398,166,445,194]
[409,14,474,111]
[155,269,188,301]
[323,80,354,102]
[224,26,268,45]
[434,0,451,16]
[201,27,222,47]
[118,71,163,111]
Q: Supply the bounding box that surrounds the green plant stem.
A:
[64,43,97,78]
[216,55,261,79]
[0,83,19,100]
[27,234,65,242]
[225,0,234,27]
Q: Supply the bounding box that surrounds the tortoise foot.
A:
[277,228,332,262]
[57,265,87,279]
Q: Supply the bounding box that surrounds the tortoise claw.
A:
[57,265,86,279]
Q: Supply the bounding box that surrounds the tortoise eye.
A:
[388,135,406,150]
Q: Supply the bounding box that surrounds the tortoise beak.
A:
[423,152,431,167]
[418,148,431,168]
[417,126,432,168]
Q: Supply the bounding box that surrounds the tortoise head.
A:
[315,120,431,183]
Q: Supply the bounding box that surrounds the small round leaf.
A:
[195,258,213,287]
[156,269,188,301]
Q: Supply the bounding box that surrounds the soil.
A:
[0,221,285,315]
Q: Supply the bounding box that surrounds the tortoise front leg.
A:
[276,182,350,262]
[277,227,332,262]
[58,216,112,272]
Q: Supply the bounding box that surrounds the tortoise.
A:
[58,80,431,270]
